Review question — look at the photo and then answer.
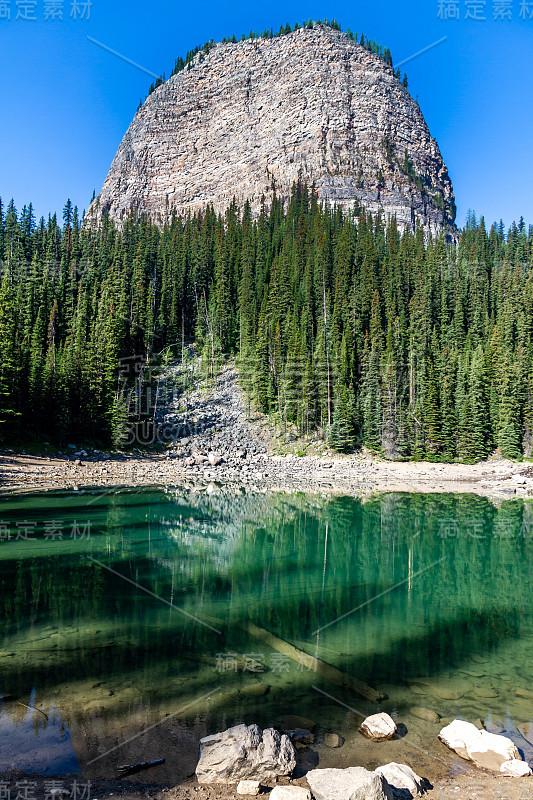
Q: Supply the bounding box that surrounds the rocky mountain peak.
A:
[87,24,457,240]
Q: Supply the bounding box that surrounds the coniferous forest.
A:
[1,184,532,461]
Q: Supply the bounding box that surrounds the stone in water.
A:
[360,713,397,741]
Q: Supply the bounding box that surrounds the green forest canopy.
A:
[0,185,532,461]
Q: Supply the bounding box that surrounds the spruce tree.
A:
[328,387,355,452]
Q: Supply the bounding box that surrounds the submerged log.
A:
[117,758,165,775]
[15,701,49,720]
[242,621,385,703]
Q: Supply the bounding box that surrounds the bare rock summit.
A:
[88,24,456,239]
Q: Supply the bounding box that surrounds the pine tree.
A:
[498,359,522,459]
[328,387,356,452]
[0,269,21,432]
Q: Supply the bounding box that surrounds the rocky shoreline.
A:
[1,365,532,500]
[3,714,533,800]
[0,364,533,502]
[1,441,532,502]
[191,716,533,798]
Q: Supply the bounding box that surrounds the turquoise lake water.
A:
[0,486,533,780]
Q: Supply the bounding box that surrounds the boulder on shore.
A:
[500,759,532,777]
[237,780,261,795]
[438,719,520,772]
[270,787,311,800]
[306,766,393,800]
[375,762,425,798]
[196,723,296,784]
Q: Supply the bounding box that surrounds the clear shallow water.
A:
[1,486,533,779]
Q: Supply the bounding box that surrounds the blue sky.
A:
[0,0,532,229]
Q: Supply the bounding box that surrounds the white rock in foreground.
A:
[270,787,311,800]
[375,762,425,796]
[196,723,296,784]
[306,766,394,800]
[500,759,532,777]
[360,713,397,741]
[237,780,262,795]
[438,719,520,771]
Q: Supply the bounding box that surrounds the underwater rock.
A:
[345,711,365,728]
[439,717,455,726]
[281,716,316,732]
[515,687,533,700]
[459,669,486,678]
[427,680,467,700]
[241,682,270,697]
[323,733,344,748]
[409,708,440,724]
[285,729,315,745]
[484,720,505,735]
[518,723,533,743]
[473,686,498,699]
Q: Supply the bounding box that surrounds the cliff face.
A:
[88,25,456,239]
